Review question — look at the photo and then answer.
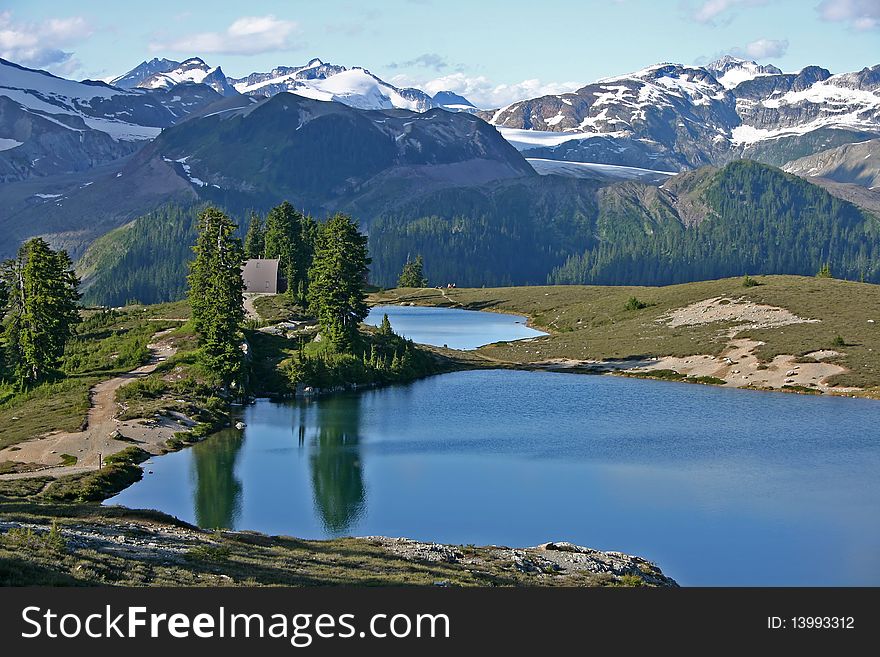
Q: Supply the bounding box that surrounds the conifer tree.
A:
[378,313,393,336]
[2,238,80,385]
[188,207,245,389]
[243,213,265,259]
[264,202,312,303]
[397,255,427,288]
[307,213,370,352]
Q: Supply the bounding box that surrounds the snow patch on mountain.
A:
[497,127,618,150]
[527,158,675,180]
[0,138,24,151]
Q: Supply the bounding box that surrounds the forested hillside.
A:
[550,161,880,285]
[78,205,200,306]
[77,161,880,306]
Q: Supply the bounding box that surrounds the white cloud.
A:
[817,0,880,30]
[392,72,583,109]
[739,37,789,58]
[388,53,455,72]
[697,36,789,65]
[0,11,92,73]
[150,15,301,55]
[689,0,772,24]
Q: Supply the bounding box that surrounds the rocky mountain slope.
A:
[0,91,532,259]
[783,138,880,188]
[0,58,223,182]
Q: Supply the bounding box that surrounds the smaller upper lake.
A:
[364,304,546,350]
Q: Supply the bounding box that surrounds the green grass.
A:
[0,477,52,498]
[251,295,308,323]
[40,465,143,503]
[58,454,77,467]
[0,502,658,587]
[0,301,192,451]
[370,275,880,392]
[0,377,96,450]
[102,446,151,467]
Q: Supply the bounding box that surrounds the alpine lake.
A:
[107,305,880,585]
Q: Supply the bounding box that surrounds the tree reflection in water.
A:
[191,428,244,529]
[307,395,366,534]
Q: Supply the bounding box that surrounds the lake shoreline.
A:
[368,283,880,400]
[0,511,677,587]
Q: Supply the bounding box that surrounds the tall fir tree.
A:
[307,213,371,352]
[243,212,265,259]
[188,207,246,389]
[264,202,310,303]
[397,255,427,287]
[295,214,319,303]
[2,238,80,385]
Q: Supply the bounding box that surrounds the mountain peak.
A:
[432,91,476,109]
[179,57,208,68]
[705,55,782,89]
[707,54,749,69]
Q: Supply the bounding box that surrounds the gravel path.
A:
[0,330,183,480]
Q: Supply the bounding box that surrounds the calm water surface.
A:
[106,307,880,586]
[365,304,545,349]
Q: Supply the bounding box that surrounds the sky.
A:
[1,0,878,107]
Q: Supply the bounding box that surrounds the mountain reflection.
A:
[191,428,244,529]
[307,395,366,534]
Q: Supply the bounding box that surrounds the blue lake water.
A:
[106,306,880,586]
[364,304,545,349]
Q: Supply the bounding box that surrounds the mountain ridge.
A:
[109,56,476,113]
[480,57,880,171]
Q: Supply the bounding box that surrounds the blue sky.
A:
[1,0,878,106]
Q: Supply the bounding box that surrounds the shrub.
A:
[615,574,644,587]
[4,522,66,552]
[642,369,686,381]
[185,544,230,562]
[816,263,833,278]
[624,296,648,311]
[832,335,846,348]
[115,336,151,368]
[689,375,726,385]
[742,274,759,288]
[103,446,151,466]
[117,377,166,402]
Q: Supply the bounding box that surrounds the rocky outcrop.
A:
[368,537,678,586]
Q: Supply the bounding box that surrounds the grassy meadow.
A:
[370,275,880,390]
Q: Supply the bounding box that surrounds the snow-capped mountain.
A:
[112,57,476,112]
[0,58,223,181]
[482,56,880,171]
[228,59,436,111]
[228,58,346,94]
